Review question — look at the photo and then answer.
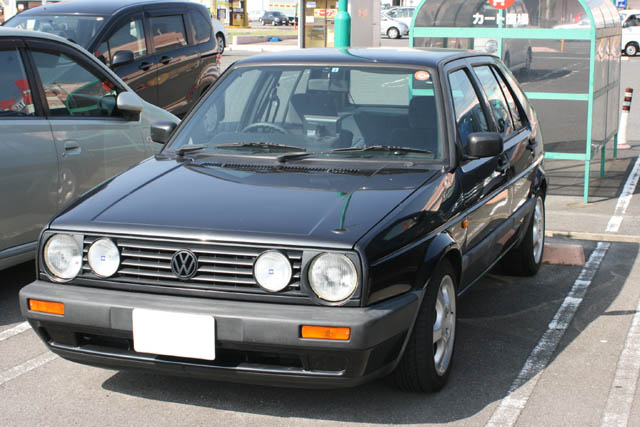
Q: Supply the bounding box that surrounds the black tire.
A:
[387,27,400,39]
[500,195,545,276]
[393,260,457,392]
[625,43,638,57]
[216,34,225,54]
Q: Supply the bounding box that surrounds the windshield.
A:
[5,15,107,47]
[170,65,442,161]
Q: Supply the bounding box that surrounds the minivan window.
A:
[0,49,35,117]
[106,18,147,63]
[150,15,188,53]
[32,51,120,118]
[5,15,106,48]
[189,11,211,44]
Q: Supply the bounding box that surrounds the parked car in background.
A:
[248,10,265,22]
[381,13,409,39]
[4,0,219,118]
[0,27,178,271]
[20,48,546,392]
[259,10,289,26]
[385,6,415,27]
[620,10,640,56]
[211,16,228,54]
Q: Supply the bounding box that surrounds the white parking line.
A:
[606,156,640,233]
[486,242,610,427]
[0,352,58,387]
[600,296,640,427]
[0,322,32,342]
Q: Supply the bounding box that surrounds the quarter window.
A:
[474,65,513,137]
[449,69,489,149]
[32,51,120,118]
[150,15,188,53]
[0,49,35,117]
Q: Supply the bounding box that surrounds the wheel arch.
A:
[419,232,462,293]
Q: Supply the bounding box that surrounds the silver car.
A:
[0,27,179,270]
[381,13,409,39]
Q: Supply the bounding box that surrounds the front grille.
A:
[79,236,304,296]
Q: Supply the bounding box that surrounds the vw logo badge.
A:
[171,250,198,280]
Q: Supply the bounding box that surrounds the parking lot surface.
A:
[2,47,640,426]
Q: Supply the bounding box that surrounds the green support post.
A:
[334,0,351,48]
[601,145,606,177]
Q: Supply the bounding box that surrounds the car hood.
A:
[52,157,439,249]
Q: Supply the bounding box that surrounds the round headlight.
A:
[308,253,358,302]
[88,238,120,277]
[43,234,83,280]
[254,251,292,292]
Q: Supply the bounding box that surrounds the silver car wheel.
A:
[532,197,545,264]
[433,274,456,376]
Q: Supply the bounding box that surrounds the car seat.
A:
[390,96,438,154]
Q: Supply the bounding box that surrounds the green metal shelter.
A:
[410,0,622,202]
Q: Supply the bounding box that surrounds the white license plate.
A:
[132,309,215,360]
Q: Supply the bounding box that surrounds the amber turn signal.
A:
[28,299,65,315]
[301,325,350,340]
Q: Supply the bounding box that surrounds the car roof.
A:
[14,0,195,16]
[235,48,488,69]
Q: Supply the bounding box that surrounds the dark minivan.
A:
[5,0,219,117]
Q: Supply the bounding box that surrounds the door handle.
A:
[62,140,81,157]
[160,56,171,65]
[139,61,153,71]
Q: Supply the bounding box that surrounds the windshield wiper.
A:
[171,144,208,157]
[215,142,306,152]
[330,145,432,155]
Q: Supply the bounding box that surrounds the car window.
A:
[0,49,35,117]
[474,65,513,137]
[105,18,147,64]
[4,15,107,49]
[449,69,489,150]
[189,11,211,44]
[491,67,526,131]
[31,51,120,118]
[150,15,188,53]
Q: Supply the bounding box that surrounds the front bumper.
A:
[20,280,420,388]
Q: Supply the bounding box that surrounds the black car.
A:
[20,48,547,392]
[259,11,289,26]
[4,0,219,118]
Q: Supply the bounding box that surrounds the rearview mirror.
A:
[151,121,178,144]
[111,50,134,68]
[467,132,503,158]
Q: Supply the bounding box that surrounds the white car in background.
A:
[621,10,640,56]
[385,6,415,27]
[211,17,229,54]
[381,14,409,39]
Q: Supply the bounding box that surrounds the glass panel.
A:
[150,15,188,53]
[531,99,588,153]
[591,92,607,146]
[0,49,35,117]
[304,0,338,48]
[108,19,147,62]
[606,86,619,139]
[349,70,410,106]
[4,15,106,48]
[449,69,489,150]
[474,65,514,136]
[493,67,526,130]
[189,11,211,44]
[32,51,120,118]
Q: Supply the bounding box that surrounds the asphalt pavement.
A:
[2,42,640,427]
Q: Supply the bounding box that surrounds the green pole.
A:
[334,0,351,47]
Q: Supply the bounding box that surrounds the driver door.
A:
[26,40,150,209]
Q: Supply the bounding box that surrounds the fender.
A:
[415,232,462,293]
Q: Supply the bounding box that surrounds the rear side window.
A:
[449,69,489,149]
[189,11,212,44]
[474,65,513,137]
[32,51,120,118]
[0,49,35,117]
[150,15,188,53]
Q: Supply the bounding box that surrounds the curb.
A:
[546,230,640,243]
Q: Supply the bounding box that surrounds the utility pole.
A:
[334,0,351,47]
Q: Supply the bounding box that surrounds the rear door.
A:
[0,39,59,254]
[146,6,200,116]
[95,11,158,106]
[26,39,150,210]
[445,60,511,290]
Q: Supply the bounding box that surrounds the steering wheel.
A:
[241,122,288,134]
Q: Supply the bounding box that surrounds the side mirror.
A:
[116,91,143,117]
[151,121,178,144]
[111,50,134,68]
[467,132,503,158]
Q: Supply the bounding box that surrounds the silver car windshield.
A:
[5,15,107,47]
[170,65,443,161]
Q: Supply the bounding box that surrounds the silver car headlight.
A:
[254,251,292,292]
[43,234,83,280]
[88,238,120,278]
[308,253,358,302]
